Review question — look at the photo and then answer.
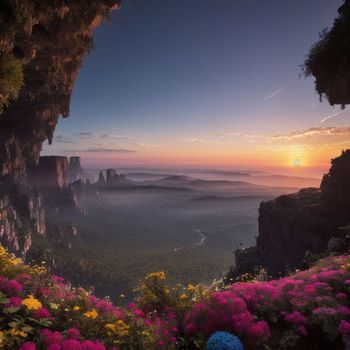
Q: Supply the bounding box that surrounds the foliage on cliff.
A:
[1,245,350,350]
[0,53,23,113]
[304,0,350,106]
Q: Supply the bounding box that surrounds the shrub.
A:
[0,53,24,113]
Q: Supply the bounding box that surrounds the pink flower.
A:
[44,331,63,345]
[81,341,105,350]
[134,309,145,317]
[34,307,51,319]
[47,345,62,350]
[39,287,51,296]
[16,274,31,283]
[157,340,165,346]
[3,279,23,294]
[298,326,308,336]
[67,329,81,340]
[61,339,82,350]
[284,311,307,325]
[5,296,22,308]
[18,342,36,350]
[52,275,65,285]
[340,320,350,335]
[249,321,271,339]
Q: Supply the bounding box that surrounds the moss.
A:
[0,53,24,114]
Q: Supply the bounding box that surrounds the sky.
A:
[42,0,349,173]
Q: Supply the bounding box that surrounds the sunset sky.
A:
[42,0,348,173]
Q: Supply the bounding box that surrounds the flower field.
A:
[1,245,350,349]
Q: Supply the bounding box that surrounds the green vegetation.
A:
[0,53,24,113]
[304,1,350,106]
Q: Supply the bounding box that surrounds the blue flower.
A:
[206,331,244,350]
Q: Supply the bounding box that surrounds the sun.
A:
[292,158,301,167]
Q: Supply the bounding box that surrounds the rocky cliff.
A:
[0,1,120,258]
[68,157,87,183]
[256,150,350,276]
[0,0,120,183]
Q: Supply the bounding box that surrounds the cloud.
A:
[320,107,350,123]
[310,103,317,109]
[77,132,94,136]
[64,148,137,153]
[54,135,77,144]
[263,88,285,100]
[271,126,350,140]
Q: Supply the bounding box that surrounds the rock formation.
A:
[0,185,45,258]
[0,1,120,258]
[0,1,121,183]
[257,188,347,276]
[106,168,126,185]
[228,150,350,279]
[98,170,106,185]
[28,156,68,189]
[68,157,86,183]
[321,149,350,214]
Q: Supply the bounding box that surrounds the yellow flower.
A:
[10,329,27,338]
[83,308,98,319]
[179,293,188,300]
[187,284,196,292]
[73,306,80,311]
[49,303,59,310]
[104,320,129,336]
[105,323,116,331]
[145,271,166,280]
[115,320,129,337]
[0,331,4,347]
[22,295,42,311]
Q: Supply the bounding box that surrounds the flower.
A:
[67,328,81,340]
[206,331,244,350]
[340,320,350,335]
[18,342,36,350]
[61,339,82,350]
[49,303,60,310]
[43,330,63,345]
[10,329,28,337]
[83,309,98,319]
[3,279,23,294]
[34,307,51,319]
[5,296,22,308]
[22,295,42,310]
[47,345,61,350]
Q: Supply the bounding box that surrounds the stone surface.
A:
[0,1,120,257]
[0,0,121,182]
[98,170,106,185]
[68,157,86,183]
[28,156,68,189]
[321,149,350,214]
[106,169,126,185]
[257,187,348,276]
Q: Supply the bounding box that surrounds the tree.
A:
[304,0,350,107]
